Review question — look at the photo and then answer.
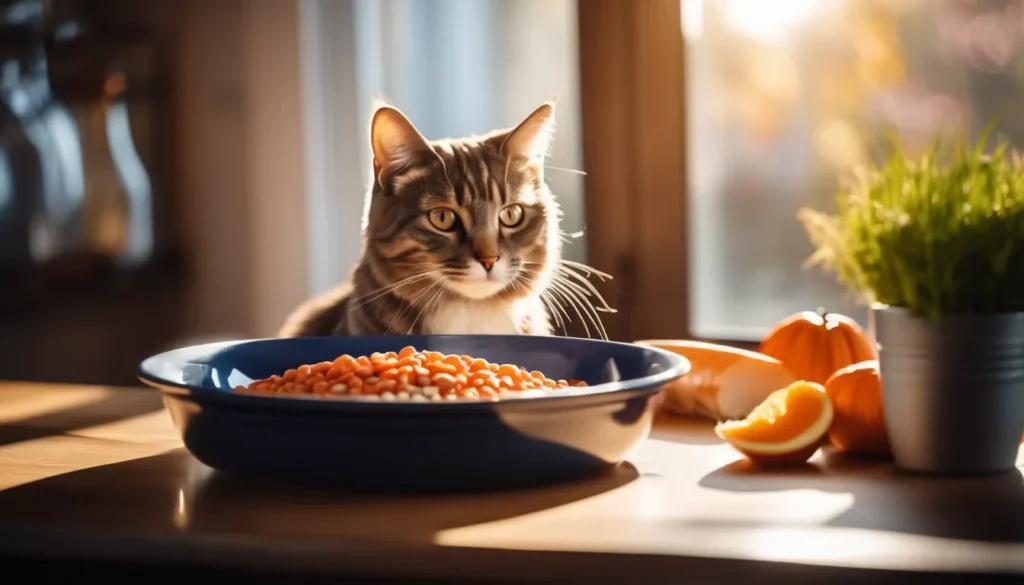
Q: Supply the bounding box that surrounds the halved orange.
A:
[714,380,834,467]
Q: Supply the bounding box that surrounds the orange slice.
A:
[714,380,833,467]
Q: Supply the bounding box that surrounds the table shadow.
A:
[0,388,165,447]
[0,448,640,543]
[694,449,1024,543]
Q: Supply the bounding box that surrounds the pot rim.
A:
[870,302,1024,323]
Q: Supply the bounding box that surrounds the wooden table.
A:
[1,381,1022,584]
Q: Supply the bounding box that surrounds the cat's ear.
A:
[499,101,556,164]
[370,105,434,186]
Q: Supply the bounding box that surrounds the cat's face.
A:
[363,103,560,303]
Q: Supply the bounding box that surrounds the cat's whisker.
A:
[540,291,567,333]
[545,165,587,176]
[349,271,439,310]
[554,269,616,313]
[547,284,593,339]
[521,261,616,326]
[548,277,609,340]
[352,274,432,304]
[517,266,575,333]
[387,277,446,333]
[407,280,447,334]
[559,259,614,282]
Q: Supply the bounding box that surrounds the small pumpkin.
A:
[758,308,877,385]
[824,360,890,457]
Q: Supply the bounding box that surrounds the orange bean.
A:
[428,362,458,376]
[396,356,421,368]
[398,365,415,378]
[433,373,457,389]
[240,347,587,399]
[327,364,350,379]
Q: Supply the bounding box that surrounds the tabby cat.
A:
[279,101,606,338]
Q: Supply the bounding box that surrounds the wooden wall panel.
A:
[577,0,690,342]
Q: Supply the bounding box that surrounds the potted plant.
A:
[798,131,1024,475]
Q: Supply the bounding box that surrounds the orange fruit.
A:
[758,309,877,385]
[824,360,890,457]
[714,380,833,467]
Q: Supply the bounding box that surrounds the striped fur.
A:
[279,102,560,338]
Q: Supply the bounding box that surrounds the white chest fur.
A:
[424,298,523,335]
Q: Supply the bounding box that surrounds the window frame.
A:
[577,0,762,348]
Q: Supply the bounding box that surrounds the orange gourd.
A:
[758,308,877,385]
[824,360,890,457]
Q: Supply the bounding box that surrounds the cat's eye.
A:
[427,208,458,231]
[499,204,525,228]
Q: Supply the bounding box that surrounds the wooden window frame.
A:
[576,0,758,350]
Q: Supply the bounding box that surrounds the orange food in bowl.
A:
[714,381,833,467]
[634,340,796,421]
[824,360,890,457]
[236,345,587,402]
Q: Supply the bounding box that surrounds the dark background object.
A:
[0,0,187,386]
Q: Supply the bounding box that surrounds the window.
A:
[684,0,1024,340]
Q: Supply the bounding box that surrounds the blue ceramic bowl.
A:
[138,335,689,493]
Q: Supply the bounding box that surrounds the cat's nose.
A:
[476,255,499,272]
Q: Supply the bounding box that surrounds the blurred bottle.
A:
[0,43,40,270]
[78,68,152,268]
[0,0,85,293]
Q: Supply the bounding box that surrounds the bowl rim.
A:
[137,334,691,415]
